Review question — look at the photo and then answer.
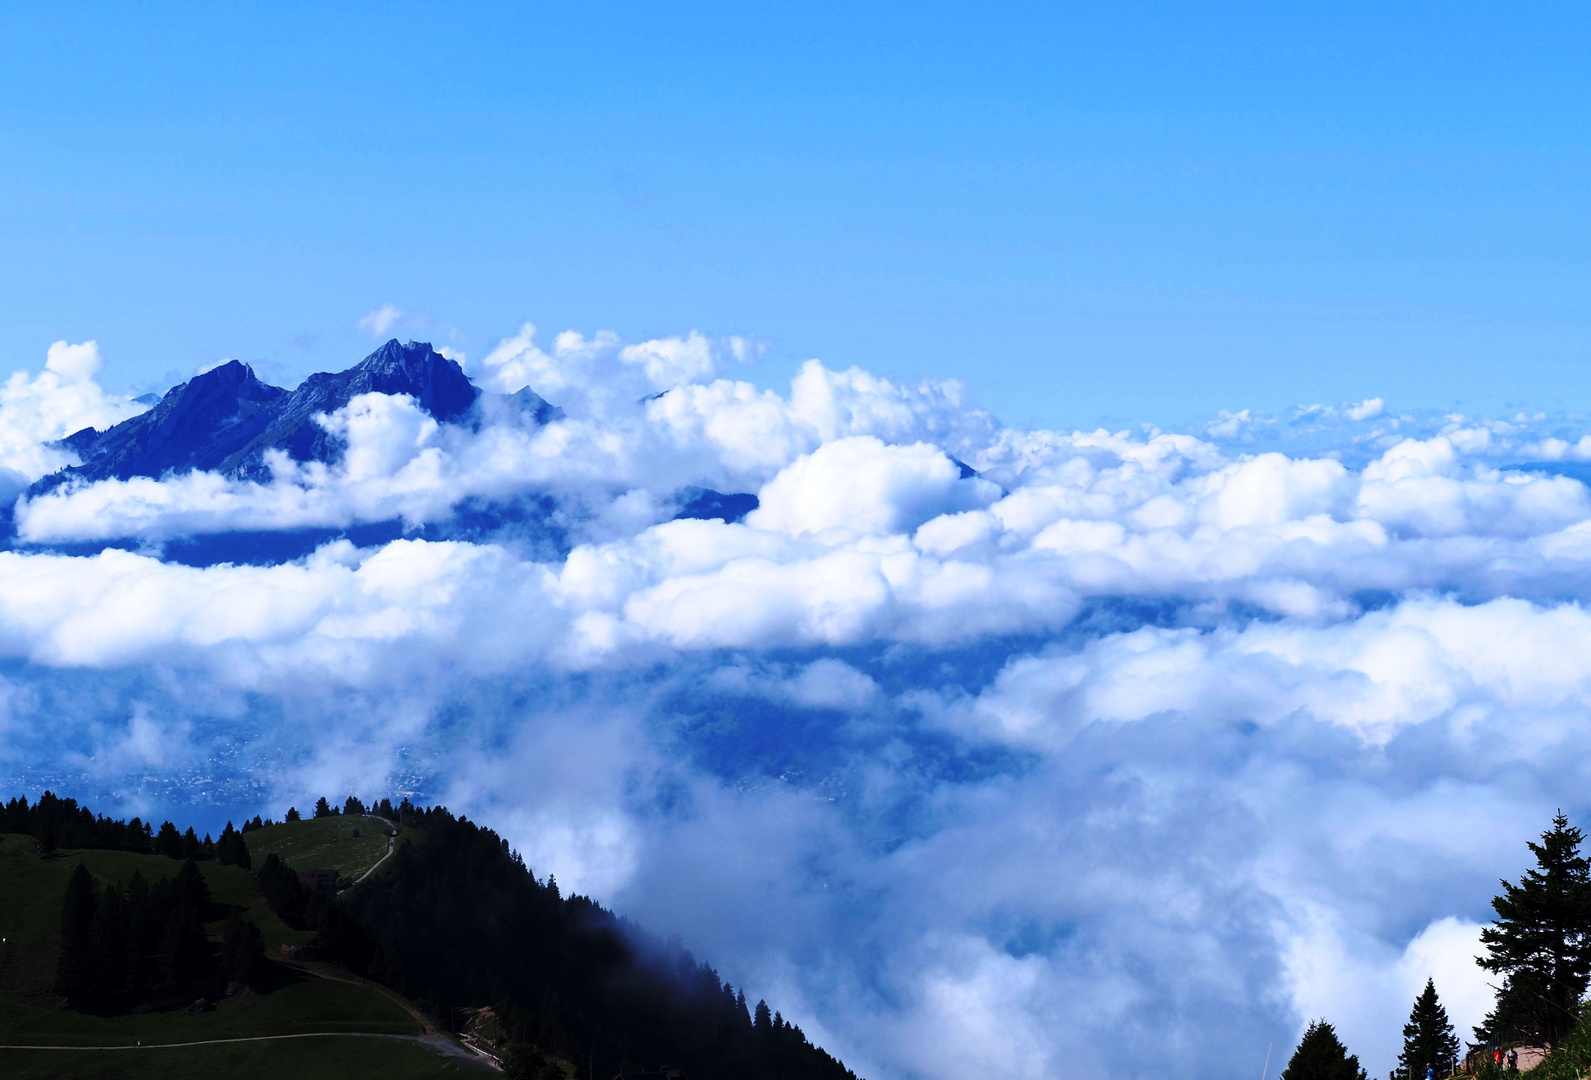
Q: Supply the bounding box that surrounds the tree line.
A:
[3,791,251,868]
[1282,812,1591,1079]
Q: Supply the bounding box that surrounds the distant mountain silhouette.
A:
[37,340,538,491]
[11,340,760,565]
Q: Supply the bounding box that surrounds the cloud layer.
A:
[5,326,1591,1078]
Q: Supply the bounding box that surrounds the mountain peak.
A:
[33,343,498,493]
[183,359,282,402]
[341,340,478,422]
[363,338,435,366]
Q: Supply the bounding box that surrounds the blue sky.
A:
[3,2,1588,429]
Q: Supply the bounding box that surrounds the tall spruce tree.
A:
[1280,1020,1369,1080]
[1397,979,1460,1079]
[55,863,96,1006]
[1477,812,1591,1048]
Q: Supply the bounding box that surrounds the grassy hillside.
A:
[243,815,394,883]
[0,832,473,1079]
[0,1036,485,1080]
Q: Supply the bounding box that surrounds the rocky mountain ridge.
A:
[38,339,547,492]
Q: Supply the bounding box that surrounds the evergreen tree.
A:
[1397,979,1460,1079]
[174,856,211,910]
[123,817,152,853]
[1280,1020,1369,1080]
[314,797,332,819]
[154,857,212,986]
[1478,812,1591,1047]
[1471,977,1534,1050]
[215,822,251,869]
[124,871,153,994]
[155,820,183,858]
[220,911,266,986]
[255,852,308,929]
[343,795,365,816]
[55,863,96,1006]
[285,806,301,822]
[85,883,131,1006]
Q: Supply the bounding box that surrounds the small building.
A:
[297,868,338,895]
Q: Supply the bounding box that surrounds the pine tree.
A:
[314,797,332,819]
[216,822,251,869]
[55,863,97,1006]
[124,870,153,994]
[1280,1020,1369,1080]
[85,883,130,1006]
[220,911,265,986]
[155,820,183,858]
[1397,979,1460,1079]
[1478,811,1591,1048]
[285,806,301,822]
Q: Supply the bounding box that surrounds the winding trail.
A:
[340,818,398,894]
[289,959,441,1039]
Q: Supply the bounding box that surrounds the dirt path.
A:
[284,959,501,1071]
[340,818,398,894]
[288,959,440,1038]
[334,820,396,897]
[0,1030,489,1067]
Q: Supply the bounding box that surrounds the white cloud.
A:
[704,657,880,710]
[357,303,405,338]
[45,340,104,382]
[748,437,1000,539]
[620,331,718,388]
[0,340,146,496]
[12,322,1591,1080]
